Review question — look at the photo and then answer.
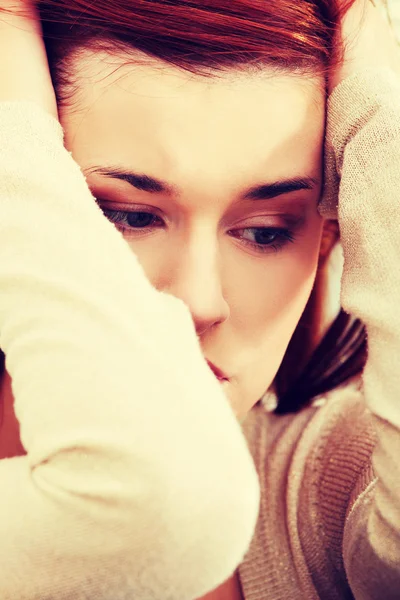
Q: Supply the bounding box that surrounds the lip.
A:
[206,360,229,381]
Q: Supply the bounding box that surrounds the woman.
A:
[0,0,399,598]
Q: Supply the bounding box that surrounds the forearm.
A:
[321,67,400,597]
[0,100,259,599]
[0,2,57,117]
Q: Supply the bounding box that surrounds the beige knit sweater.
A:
[0,66,399,600]
[0,103,260,598]
[238,68,400,599]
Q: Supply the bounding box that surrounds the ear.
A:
[318,219,340,267]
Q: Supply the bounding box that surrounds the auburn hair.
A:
[0,0,367,413]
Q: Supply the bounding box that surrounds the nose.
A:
[163,239,230,337]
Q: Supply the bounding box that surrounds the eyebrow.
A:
[85,166,176,194]
[242,177,318,200]
[85,166,318,201]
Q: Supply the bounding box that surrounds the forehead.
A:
[61,49,325,185]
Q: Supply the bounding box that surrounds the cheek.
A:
[229,217,324,374]
[239,218,321,304]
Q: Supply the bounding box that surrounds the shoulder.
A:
[242,382,376,596]
[297,384,376,595]
[243,379,376,487]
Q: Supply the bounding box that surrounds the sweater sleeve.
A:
[0,101,259,600]
[319,68,400,599]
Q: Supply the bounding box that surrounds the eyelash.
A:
[99,207,296,254]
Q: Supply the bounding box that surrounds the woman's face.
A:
[60,49,326,418]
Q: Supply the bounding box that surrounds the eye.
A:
[98,202,297,254]
[125,211,159,228]
[229,227,296,253]
[99,208,164,235]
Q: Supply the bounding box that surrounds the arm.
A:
[0,5,259,598]
[320,67,400,599]
[0,55,260,600]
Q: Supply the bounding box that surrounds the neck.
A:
[0,370,25,459]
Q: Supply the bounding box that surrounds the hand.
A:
[0,1,58,119]
[328,0,400,95]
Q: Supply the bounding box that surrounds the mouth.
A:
[206,360,229,382]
